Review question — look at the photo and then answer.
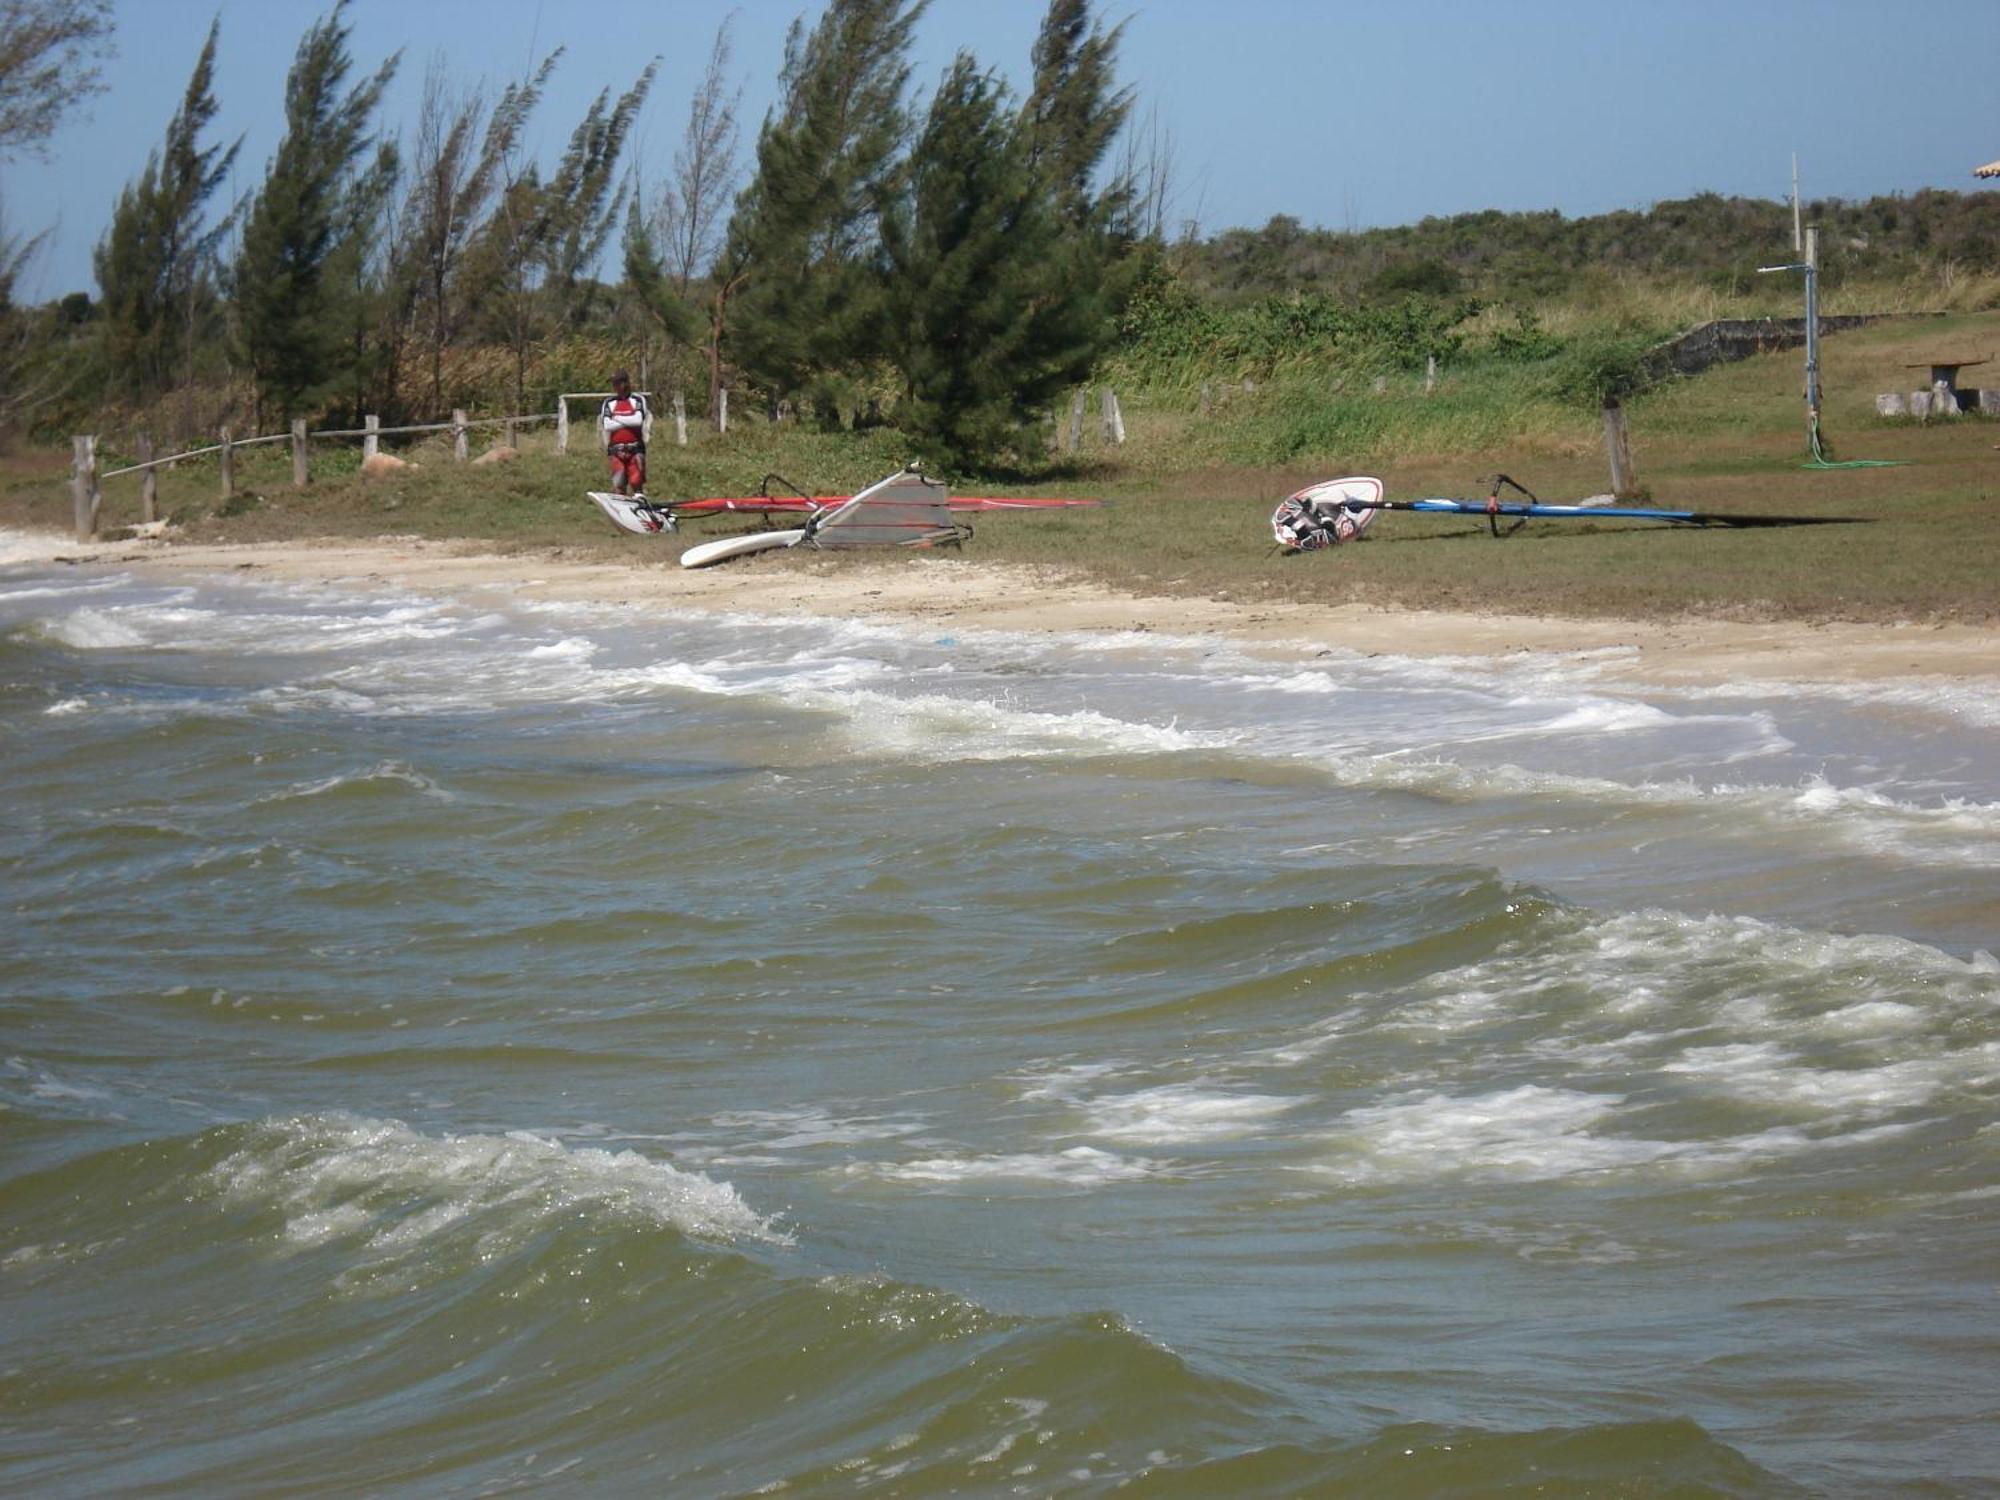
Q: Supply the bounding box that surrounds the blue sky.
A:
[4,0,1995,299]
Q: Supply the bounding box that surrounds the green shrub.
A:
[1543,331,1659,408]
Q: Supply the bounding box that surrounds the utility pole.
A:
[1800,153,1816,256]
[1803,225,1821,421]
[1759,225,1822,448]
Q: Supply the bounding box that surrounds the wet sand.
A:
[55,530,2000,690]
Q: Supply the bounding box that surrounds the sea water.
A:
[1,534,1995,1497]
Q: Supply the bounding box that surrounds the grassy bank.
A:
[4,311,1995,625]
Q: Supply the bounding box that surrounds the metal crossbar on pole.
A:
[1757,225,1903,470]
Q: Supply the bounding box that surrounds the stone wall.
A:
[1636,314,1915,387]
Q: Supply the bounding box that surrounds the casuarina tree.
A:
[233,1,399,420]
[536,64,657,329]
[398,49,559,411]
[93,18,239,425]
[0,0,114,161]
[723,0,927,424]
[882,55,1097,467]
[1022,0,1131,233]
[1023,0,1144,351]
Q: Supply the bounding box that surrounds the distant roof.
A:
[1979,160,2000,178]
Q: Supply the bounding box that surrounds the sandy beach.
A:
[41,529,2000,690]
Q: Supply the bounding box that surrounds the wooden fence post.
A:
[219,426,234,500]
[452,409,469,462]
[138,433,158,523]
[555,398,570,454]
[1425,355,1438,395]
[1066,389,1085,453]
[504,418,518,449]
[1602,398,1637,499]
[673,391,688,446]
[363,413,379,459]
[1101,387,1125,445]
[717,387,728,434]
[291,418,309,487]
[1199,381,1213,417]
[71,434,99,541]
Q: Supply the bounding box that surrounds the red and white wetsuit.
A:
[600,391,649,494]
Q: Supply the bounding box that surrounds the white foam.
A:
[1379,911,1999,1056]
[1016,1063,1302,1144]
[1262,910,1999,1164]
[43,697,88,716]
[1072,1084,1301,1144]
[1668,674,2000,731]
[37,607,149,648]
[0,528,78,565]
[1308,754,2000,867]
[1661,1040,2000,1118]
[1259,671,1344,696]
[211,1114,781,1254]
[523,636,598,660]
[818,688,1228,762]
[850,1146,1157,1186]
[15,554,1995,876]
[0,578,128,601]
[709,1106,927,1150]
[1536,700,1680,734]
[1316,1085,1807,1185]
[257,761,455,804]
[248,684,381,715]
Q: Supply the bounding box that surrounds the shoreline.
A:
[24,529,2000,690]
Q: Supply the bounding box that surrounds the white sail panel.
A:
[811,469,962,549]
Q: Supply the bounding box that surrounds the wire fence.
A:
[66,390,701,542]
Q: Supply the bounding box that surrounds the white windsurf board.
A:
[588,491,676,535]
[679,529,807,569]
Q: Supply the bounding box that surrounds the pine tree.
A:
[1023,0,1131,232]
[460,167,545,414]
[233,2,398,420]
[328,136,399,420]
[0,0,113,161]
[460,62,652,409]
[537,64,656,329]
[622,199,697,347]
[400,50,559,411]
[882,55,1095,466]
[723,0,927,423]
[0,220,65,439]
[1025,0,1144,335]
[92,18,238,424]
[659,17,741,293]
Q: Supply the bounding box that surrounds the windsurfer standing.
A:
[600,372,650,497]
